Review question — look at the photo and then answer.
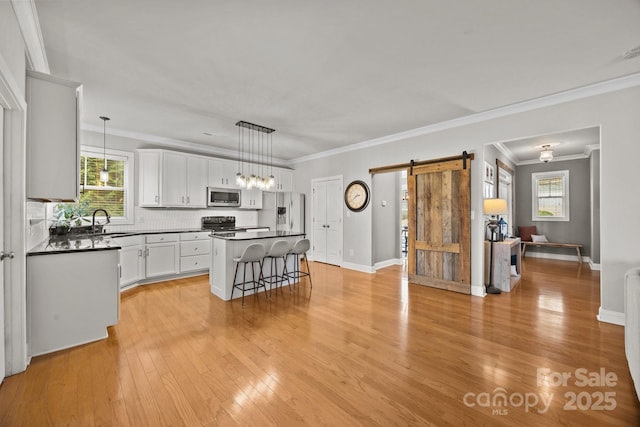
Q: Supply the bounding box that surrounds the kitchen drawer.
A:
[180,231,211,241]
[146,233,178,244]
[180,240,211,256]
[111,235,143,247]
[180,254,210,273]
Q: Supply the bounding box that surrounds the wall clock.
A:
[344,180,370,212]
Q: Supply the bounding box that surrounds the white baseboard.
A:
[589,260,601,270]
[523,251,588,264]
[471,284,486,297]
[597,307,625,326]
[341,261,375,274]
[374,258,403,270]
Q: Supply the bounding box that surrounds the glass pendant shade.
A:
[100,168,109,183]
[539,145,553,163]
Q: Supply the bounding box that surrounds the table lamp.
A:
[484,198,508,295]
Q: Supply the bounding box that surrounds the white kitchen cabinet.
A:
[138,149,208,207]
[27,250,119,357]
[186,156,208,207]
[145,234,179,278]
[162,151,188,206]
[26,71,82,201]
[113,235,144,288]
[274,168,293,192]
[179,232,211,273]
[139,150,161,207]
[208,159,238,188]
[241,188,263,209]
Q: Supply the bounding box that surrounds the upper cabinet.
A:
[138,149,207,208]
[26,71,82,201]
[138,148,295,208]
[208,159,237,189]
[274,168,293,192]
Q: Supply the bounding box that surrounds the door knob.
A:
[1,251,15,261]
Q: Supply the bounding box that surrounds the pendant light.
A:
[99,116,110,183]
[235,120,275,189]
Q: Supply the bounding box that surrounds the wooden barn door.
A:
[407,157,471,294]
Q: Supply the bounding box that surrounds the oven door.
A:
[207,188,241,207]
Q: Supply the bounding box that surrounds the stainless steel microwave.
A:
[207,187,241,207]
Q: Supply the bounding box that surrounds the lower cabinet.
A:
[115,232,210,289]
[145,234,179,278]
[180,232,211,273]
[113,235,144,288]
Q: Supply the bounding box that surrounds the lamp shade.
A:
[483,198,507,216]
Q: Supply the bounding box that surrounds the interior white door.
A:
[325,179,343,265]
[1,106,6,383]
[312,177,342,265]
[312,180,328,263]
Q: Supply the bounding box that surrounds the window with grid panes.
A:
[531,170,570,221]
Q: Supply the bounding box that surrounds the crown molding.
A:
[493,142,519,165]
[584,144,600,156]
[80,123,290,167]
[11,0,49,73]
[290,72,640,164]
[516,153,590,166]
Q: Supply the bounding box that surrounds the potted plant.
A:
[53,197,92,234]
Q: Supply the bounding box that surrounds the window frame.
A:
[531,170,570,222]
[80,145,134,225]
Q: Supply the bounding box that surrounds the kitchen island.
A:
[210,231,306,301]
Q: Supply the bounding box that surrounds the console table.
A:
[485,238,522,292]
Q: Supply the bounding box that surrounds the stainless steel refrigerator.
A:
[258,192,305,233]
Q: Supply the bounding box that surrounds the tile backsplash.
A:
[104,207,259,234]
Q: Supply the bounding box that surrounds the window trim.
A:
[531,170,570,222]
[80,145,134,225]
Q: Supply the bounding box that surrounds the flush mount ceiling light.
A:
[99,116,110,183]
[539,144,553,163]
[235,121,275,190]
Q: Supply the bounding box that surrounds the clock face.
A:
[345,180,370,212]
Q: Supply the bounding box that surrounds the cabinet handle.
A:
[187,196,190,204]
[155,195,159,203]
[118,264,122,278]
[138,249,142,257]
[182,196,185,203]
[194,247,198,251]
[145,248,150,257]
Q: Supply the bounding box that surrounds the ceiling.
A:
[34,0,640,162]
[496,126,600,165]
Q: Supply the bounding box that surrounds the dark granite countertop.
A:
[27,236,121,256]
[212,231,305,241]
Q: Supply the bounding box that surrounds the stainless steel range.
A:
[201,216,247,233]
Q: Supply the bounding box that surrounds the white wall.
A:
[293,84,640,317]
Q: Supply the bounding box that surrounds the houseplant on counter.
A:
[51,196,93,235]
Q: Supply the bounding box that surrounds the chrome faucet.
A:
[92,209,111,233]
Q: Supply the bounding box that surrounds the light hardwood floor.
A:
[1,258,639,426]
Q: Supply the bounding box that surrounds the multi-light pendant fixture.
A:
[235,120,275,190]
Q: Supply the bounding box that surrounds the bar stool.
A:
[231,243,266,307]
[262,240,291,296]
[286,239,312,289]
